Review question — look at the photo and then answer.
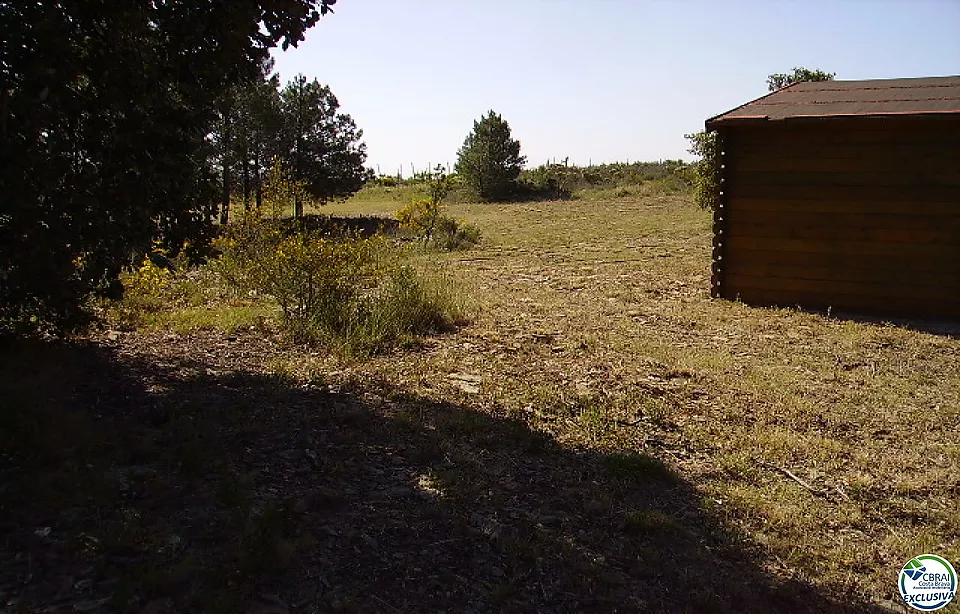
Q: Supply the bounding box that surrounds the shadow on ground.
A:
[0,337,889,613]
[725,299,960,337]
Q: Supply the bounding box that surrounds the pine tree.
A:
[280,75,369,216]
[455,111,526,202]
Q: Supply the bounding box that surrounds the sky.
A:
[272,0,960,175]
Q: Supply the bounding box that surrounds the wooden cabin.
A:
[706,76,960,319]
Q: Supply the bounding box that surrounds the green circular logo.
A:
[899,554,957,611]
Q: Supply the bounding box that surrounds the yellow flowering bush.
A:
[216,218,383,341]
[262,156,310,219]
[119,240,173,313]
[396,196,442,241]
[395,165,480,251]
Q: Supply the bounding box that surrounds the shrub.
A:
[431,217,482,251]
[215,215,470,354]
[351,263,468,354]
[517,160,693,200]
[120,242,173,314]
[397,197,442,242]
[262,157,310,220]
[685,131,720,210]
[216,219,381,340]
[396,165,479,251]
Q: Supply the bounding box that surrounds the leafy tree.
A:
[0,0,335,334]
[767,67,836,91]
[684,131,720,211]
[238,69,286,212]
[212,61,285,223]
[262,157,310,220]
[684,67,837,213]
[456,111,526,202]
[280,75,369,217]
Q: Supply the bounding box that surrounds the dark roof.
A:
[706,76,960,129]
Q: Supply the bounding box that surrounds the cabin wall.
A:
[717,117,960,318]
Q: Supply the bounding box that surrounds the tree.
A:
[212,60,285,224]
[237,69,285,212]
[767,67,836,91]
[280,75,369,216]
[684,67,837,212]
[456,111,526,202]
[684,131,719,211]
[0,0,335,334]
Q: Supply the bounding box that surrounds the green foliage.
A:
[395,165,480,251]
[767,67,836,91]
[684,131,720,211]
[518,160,692,200]
[214,219,468,354]
[213,61,285,222]
[120,242,175,315]
[356,263,469,352]
[280,75,370,215]
[396,165,451,241]
[456,111,526,202]
[431,217,482,251]
[110,240,227,330]
[0,0,335,335]
[374,175,400,188]
[397,197,443,240]
[518,163,574,200]
[262,156,311,219]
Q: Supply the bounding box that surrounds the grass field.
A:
[2,189,957,612]
[331,191,960,608]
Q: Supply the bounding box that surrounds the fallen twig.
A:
[757,460,840,503]
[781,467,817,493]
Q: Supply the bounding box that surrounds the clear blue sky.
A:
[272,0,960,175]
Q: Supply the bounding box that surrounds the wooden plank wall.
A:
[718,118,960,318]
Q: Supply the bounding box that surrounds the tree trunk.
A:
[220,164,230,225]
[241,143,250,209]
[294,77,304,218]
[253,146,261,211]
[219,101,231,225]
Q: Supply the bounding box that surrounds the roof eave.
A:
[704,82,804,132]
[707,109,960,130]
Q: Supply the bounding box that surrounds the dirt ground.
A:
[2,194,957,613]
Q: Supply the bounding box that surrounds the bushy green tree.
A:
[767,67,836,91]
[0,0,336,334]
[456,111,526,202]
[684,131,720,211]
[218,60,286,219]
[280,75,369,216]
[684,67,836,213]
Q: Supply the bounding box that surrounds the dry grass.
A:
[3,188,957,612]
[325,190,960,610]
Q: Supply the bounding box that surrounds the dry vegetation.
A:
[2,188,957,613]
